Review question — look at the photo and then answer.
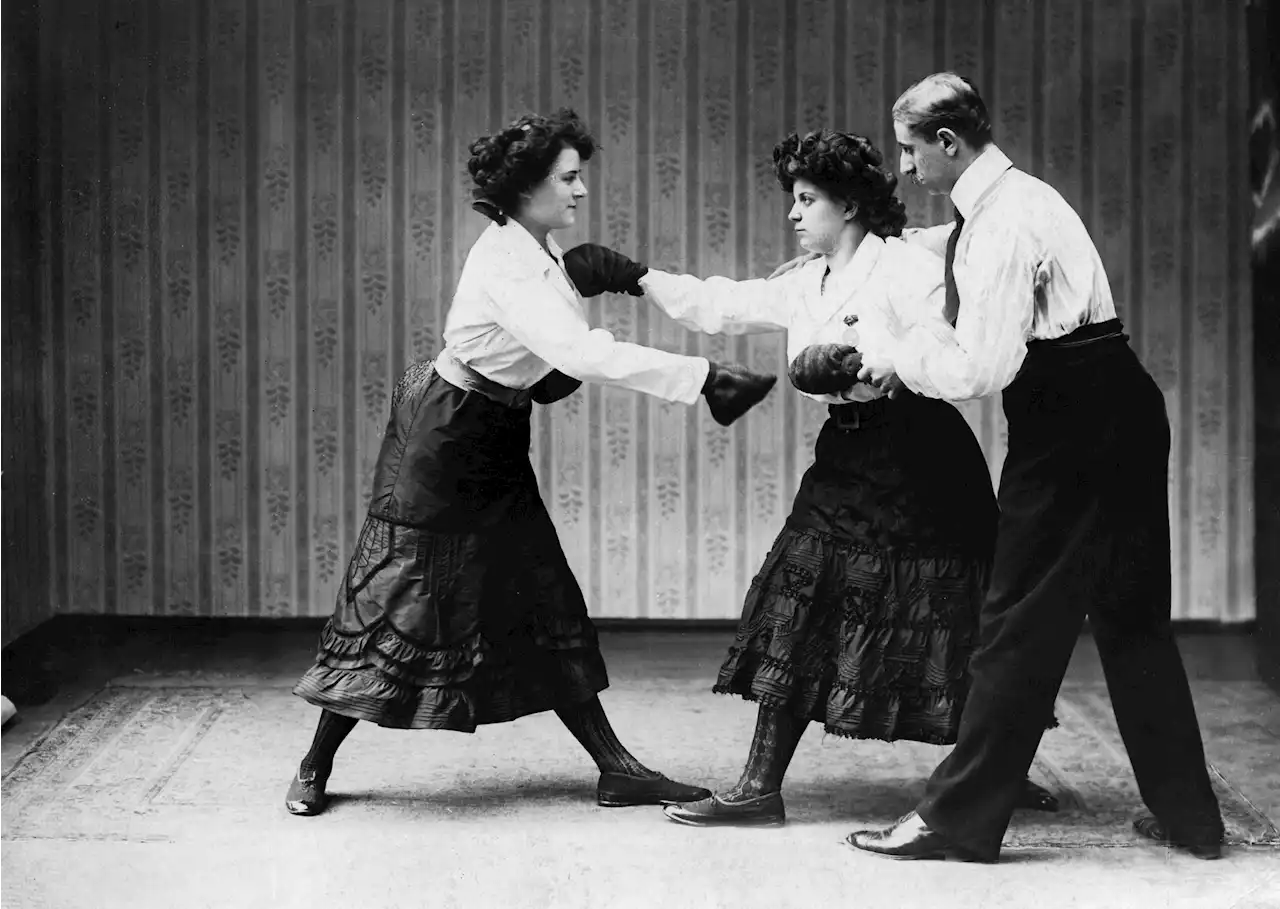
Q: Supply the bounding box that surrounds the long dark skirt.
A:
[714,393,999,745]
[293,361,608,731]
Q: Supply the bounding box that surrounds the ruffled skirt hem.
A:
[712,523,987,745]
[294,618,609,731]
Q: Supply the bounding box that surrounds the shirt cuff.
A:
[682,357,711,405]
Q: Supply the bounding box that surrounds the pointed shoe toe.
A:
[597,772,712,808]
[844,812,989,863]
[284,771,330,817]
[663,792,786,828]
[1133,816,1223,860]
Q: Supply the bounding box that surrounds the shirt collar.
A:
[822,232,883,294]
[487,219,566,273]
[950,145,1013,218]
[799,233,883,326]
[485,218,579,304]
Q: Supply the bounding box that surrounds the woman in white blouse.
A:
[285,109,776,817]
[565,129,1055,828]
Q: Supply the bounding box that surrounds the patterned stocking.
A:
[556,696,660,778]
[723,704,808,800]
[298,709,358,780]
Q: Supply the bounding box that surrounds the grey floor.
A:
[3,618,1280,909]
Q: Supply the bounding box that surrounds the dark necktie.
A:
[943,208,965,326]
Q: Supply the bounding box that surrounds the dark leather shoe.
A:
[285,769,330,816]
[845,811,988,862]
[702,362,777,426]
[597,772,711,808]
[664,792,786,828]
[1018,778,1059,813]
[1133,816,1223,860]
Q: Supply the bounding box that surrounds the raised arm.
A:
[899,222,955,258]
[560,241,794,336]
[637,269,794,336]
[889,220,1036,401]
[485,270,710,405]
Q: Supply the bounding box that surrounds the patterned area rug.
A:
[3,681,1278,847]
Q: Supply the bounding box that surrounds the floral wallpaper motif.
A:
[7,0,1255,641]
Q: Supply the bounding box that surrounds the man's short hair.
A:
[892,72,994,148]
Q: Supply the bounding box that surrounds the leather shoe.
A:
[1018,778,1059,813]
[597,771,711,808]
[664,792,786,828]
[284,769,330,816]
[845,811,988,862]
[1133,816,1223,860]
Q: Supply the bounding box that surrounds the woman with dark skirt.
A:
[563,129,1056,828]
[284,108,777,817]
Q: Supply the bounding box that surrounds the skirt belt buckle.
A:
[836,407,862,431]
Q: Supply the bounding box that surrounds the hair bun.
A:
[857,137,883,168]
[772,129,907,238]
[465,109,597,218]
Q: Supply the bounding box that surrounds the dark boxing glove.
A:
[702,361,778,427]
[530,369,583,405]
[561,243,648,297]
[788,344,864,396]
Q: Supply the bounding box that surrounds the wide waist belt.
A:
[1029,318,1126,350]
[433,350,533,409]
[828,395,892,431]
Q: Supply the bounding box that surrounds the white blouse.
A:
[443,220,710,405]
[893,145,1119,401]
[638,233,948,404]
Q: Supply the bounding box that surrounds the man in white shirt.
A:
[845,72,1225,863]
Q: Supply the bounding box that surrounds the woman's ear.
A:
[845,202,859,222]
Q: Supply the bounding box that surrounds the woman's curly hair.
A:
[772,130,908,238]
[467,108,596,216]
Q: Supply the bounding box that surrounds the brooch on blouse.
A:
[842,313,861,347]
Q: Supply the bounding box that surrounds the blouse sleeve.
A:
[484,265,710,405]
[637,269,794,336]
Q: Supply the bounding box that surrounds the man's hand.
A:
[768,253,820,280]
[857,361,906,399]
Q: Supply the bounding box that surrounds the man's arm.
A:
[766,252,820,280]
[900,222,955,258]
[869,219,1038,401]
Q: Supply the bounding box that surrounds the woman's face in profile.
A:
[519,147,587,232]
[787,178,850,255]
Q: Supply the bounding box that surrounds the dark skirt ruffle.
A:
[293,363,608,731]
[714,395,999,745]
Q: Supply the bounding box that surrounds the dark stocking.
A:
[556,696,659,778]
[298,709,358,780]
[723,704,808,801]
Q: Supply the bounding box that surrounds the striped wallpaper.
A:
[2,0,1256,643]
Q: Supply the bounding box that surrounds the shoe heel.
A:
[597,795,636,808]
